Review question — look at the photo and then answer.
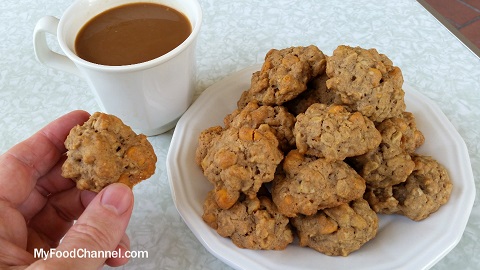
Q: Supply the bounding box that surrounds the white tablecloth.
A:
[1,0,479,269]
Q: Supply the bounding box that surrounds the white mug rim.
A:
[57,0,202,73]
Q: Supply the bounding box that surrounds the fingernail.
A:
[100,183,133,215]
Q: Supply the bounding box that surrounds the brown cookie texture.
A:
[291,198,378,256]
[326,45,406,122]
[294,103,381,161]
[376,112,425,153]
[271,150,366,217]
[224,101,296,152]
[363,185,400,215]
[202,191,294,250]
[350,150,414,188]
[348,112,423,188]
[284,72,341,115]
[62,112,157,192]
[237,45,326,108]
[195,125,224,167]
[395,154,453,221]
[197,124,284,209]
[364,154,453,221]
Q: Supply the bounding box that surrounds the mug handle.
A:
[33,16,82,77]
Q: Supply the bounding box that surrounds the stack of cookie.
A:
[195,45,453,256]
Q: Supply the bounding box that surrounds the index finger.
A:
[0,110,90,206]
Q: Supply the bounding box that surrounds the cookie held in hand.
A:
[62,112,157,192]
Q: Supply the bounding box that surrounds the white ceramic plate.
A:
[166,65,476,270]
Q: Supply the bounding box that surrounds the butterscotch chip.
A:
[291,198,378,256]
[202,191,294,250]
[62,112,157,192]
[294,103,381,161]
[326,45,406,122]
[364,155,453,221]
[224,101,296,152]
[197,124,283,209]
[237,45,327,108]
[271,150,366,217]
[348,112,423,188]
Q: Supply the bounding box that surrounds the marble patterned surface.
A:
[0,0,479,269]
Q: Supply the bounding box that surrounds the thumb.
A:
[33,183,134,269]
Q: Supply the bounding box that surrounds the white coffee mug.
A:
[33,0,202,136]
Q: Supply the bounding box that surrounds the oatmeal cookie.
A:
[202,191,294,250]
[237,45,327,108]
[224,101,296,152]
[326,45,406,122]
[376,112,425,153]
[349,150,414,188]
[294,103,381,161]
[271,150,366,217]
[363,185,400,215]
[291,198,378,256]
[195,125,224,167]
[284,72,340,115]
[198,124,283,209]
[62,112,157,192]
[348,112,423,188]
[364,155,453,221]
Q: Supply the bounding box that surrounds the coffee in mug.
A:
[75,3,192,66]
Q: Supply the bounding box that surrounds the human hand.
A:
[0,110,134,269]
